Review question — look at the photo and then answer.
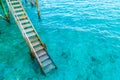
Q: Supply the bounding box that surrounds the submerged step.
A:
[39,54,49,62]
[43,64,55,73]
[42,59,52,67]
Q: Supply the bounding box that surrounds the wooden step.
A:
[23,24,31,28]
[11,1,19,4]
[21,20,29,24]
[39,54,49,62]
[32,41,40,46]
[18,15,27,19]
[43,64,55,73]
[25,28,34,33]
[16,11,25,15]
[37,50,46,57]
[34,46,43,52]
[27,32,36,37]
[14,8,23,11]
[42,59,52,67]
[29,37,38,42]
[12,4,21,8]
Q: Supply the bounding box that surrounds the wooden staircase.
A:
[6,0,57,75]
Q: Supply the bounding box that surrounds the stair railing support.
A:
[36,0,40,19]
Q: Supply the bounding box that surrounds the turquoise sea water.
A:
[0,0,120,80]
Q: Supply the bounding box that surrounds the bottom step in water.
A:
[43,64,56,73]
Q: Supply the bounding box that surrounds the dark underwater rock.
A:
[91,56,101,64]
[109,54,119,63]
[91,56,97,62]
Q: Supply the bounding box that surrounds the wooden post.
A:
[30,48,35,59]
[28,0,40,19]
[36,0,40,19]
[0,0,10,22]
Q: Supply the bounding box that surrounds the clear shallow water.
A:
[0,0,120,80]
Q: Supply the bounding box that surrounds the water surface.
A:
[0,0,120,80]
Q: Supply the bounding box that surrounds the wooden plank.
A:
[34,46,43,52]
[11,1,19,4]
[42,59,52,67]
[37,50,46,57]
[27,32,36,37]
[21,19,29,24]
[29,37,38,42]
[25,28,33,33]
[14,8,23,11]
[18,15,27,19]
[32,41,40,46]
[16,11,25,15]
[23,24,31,28]
[12,4,21,8]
